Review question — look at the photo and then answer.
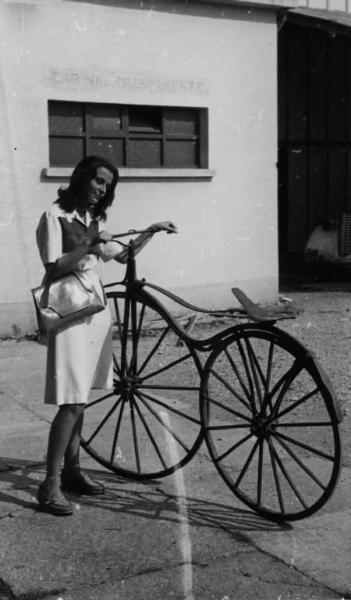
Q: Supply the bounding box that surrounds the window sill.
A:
[43,167,216,180]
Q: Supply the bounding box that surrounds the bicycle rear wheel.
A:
[200,324,342,521]
[81,289,203,479]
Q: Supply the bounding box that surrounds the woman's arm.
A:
[47,232,107,279]
[115,221,178,264]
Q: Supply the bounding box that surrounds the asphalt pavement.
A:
[0,287,350,600]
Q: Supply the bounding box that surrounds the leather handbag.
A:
[31,264,106,334]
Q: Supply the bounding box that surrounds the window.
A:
[48,101,208,169]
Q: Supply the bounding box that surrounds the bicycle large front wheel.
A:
[200,324,342,521]
[81,289,204,479]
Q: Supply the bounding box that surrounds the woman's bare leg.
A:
[61,410,105,496]
[63,411,84,470]
[43,404,84,494]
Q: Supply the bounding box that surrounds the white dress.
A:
[36,205,120,406]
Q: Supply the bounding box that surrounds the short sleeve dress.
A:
[36,204,120,406]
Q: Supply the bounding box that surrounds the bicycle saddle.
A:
[231,288,276,322]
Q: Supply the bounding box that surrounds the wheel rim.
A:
[82,290,203,479]
[201,325,341,521]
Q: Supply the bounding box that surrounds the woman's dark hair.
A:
[56,155,119,221]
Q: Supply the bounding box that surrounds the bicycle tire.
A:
[200,323,342,521]
[81,288,204,479]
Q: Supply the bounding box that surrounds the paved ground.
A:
[0,286,350,600]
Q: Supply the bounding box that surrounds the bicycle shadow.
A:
[0,459,292,534]
[84,470,293,535]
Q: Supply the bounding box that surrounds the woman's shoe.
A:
[61,468,105,496]
[37,483,73,516]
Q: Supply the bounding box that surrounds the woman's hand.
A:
[96,230,113,243]
[81,230,113,248]
[115,221,177,264]
[149,221,178,234]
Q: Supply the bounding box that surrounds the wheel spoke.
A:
[137,326,170,376]
[137,390,201,425]
[110,399,126,464]
[141,384,200,391]
[267,437,308,510]
[136,302,147,338]
[130,396,141,474]
[121,295,131,373]
[85,390,116,409]
[208,366,252,412]
[140,352,195,382]
[271,432,326,490]
[136,392,191,453]
[268,359,304,418]
[224,347,253,410]
[267,438,285,514]
[203,392,252,424]
[112,352,122,378]
[215,431,254,463]
[232,438,260,489]
[264,340,274,401]
[129,301,147,372]
[132,399,168,471]
[271,387,320,422]
[235,337,258,414]
[206,423,252,431]
[257,438,264,507]
[260,372,287,415]
[277,421,333,427]
[85,396,122,445]
[273,430,336,462]
[244,337,265,409]
[113,295,123,341]
[248,339,269,391]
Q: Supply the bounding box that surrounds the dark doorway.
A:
[278,17,351,280]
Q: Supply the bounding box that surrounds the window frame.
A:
[47,100,211,174]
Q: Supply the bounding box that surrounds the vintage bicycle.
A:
[81,230,343,523]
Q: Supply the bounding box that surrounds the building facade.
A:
[1,0,297,335]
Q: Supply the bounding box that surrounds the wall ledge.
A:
[43,167,216,180]
[194,0,298,8]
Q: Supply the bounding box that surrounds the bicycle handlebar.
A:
[111,229,154,239]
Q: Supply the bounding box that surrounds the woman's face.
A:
[84,166,114,212]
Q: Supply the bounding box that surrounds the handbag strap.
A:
[42,260,58,285]
[41,260,59,306]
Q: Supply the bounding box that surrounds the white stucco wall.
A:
[0,0,279,335]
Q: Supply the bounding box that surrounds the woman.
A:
[36,155,177,516]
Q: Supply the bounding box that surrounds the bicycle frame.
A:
[104,238,343,423]
[104,240,266,354]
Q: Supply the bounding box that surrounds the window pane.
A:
[48,101,83,135]
[129,106,161,132]
[166,140,198,167]
[88,104,121,133]
[88,139,124,166]
[164,109,198,135]
[128,140,161,167]
[49,137,84,166]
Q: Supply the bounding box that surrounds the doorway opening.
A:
[278,14,351,284]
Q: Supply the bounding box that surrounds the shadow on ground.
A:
[0,458,292,537]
